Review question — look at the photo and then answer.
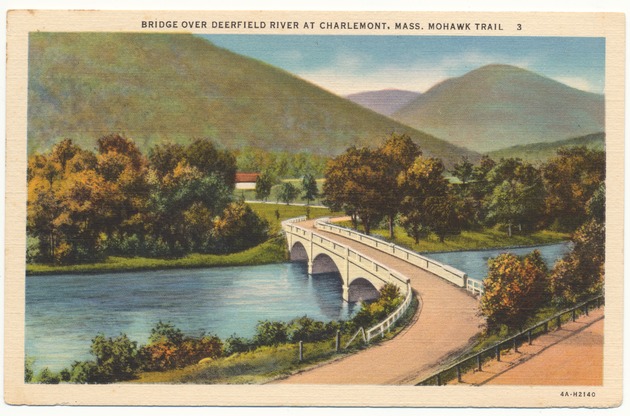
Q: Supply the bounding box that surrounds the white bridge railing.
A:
[282,217,416,345]
[314,219,470,290]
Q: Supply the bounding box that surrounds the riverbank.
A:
[26,237,288,276]
[338,222,569,254]
[26,203,337,276]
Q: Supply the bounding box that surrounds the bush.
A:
[253,320,289,346]
[35,367,61,384]
[89,333,140,383]
[224,334,254,355]
[351,283,403,329]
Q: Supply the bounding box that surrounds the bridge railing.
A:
[282,219,415,345]
[416,294,604,386]
[314,219,468,289]
[466,278,484,296]
[365,282,414,342]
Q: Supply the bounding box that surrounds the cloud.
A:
[552,76,601,93]
[294,50,535,95]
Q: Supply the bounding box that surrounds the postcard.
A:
[4,9,624,408]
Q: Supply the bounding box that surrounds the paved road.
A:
[275,219,484,385]
[453,307,604,386]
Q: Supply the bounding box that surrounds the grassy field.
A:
[340,222,569,253]
[235,178,327,206]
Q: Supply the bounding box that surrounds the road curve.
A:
[274,219,485,385]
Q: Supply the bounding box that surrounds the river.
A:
[422,242,572,282]
[26,263,355,371]
[25,242,571,372]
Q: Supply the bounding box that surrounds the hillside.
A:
[487,132,605,164]
[392,64,604,153]
[27,33,477,166]
[345,89,421,116]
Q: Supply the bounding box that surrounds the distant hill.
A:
[392,64,605,153]
[487,132,605,164]
[27,33,477,166]
[345,89,421,116]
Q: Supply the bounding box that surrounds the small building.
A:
[235,172,260,190]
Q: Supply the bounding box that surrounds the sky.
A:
[200,35,605,96]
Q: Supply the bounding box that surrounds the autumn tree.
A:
[378,133,421,238]
[213,201,269,253]
[480,250,549,332]
[542,146,605,231]
[550,219,604,305]
[398,156,453,243]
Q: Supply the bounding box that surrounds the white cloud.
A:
[553,76,601,93]
[292,49,600,96]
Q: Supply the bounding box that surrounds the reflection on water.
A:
[26,263,356,371]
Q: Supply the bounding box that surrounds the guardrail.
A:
[416,294,605,386]
[314,219,468,289]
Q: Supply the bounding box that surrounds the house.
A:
[235,172,260,190]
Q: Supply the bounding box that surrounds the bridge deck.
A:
[276,219,485,385]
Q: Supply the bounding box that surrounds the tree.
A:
[542,147,605,231]
[550,219,604,305]
[185,138,237,190]
[301,173,319,205]
[484,158,545,236]
[277,182,300,205]
[480,251,549,332]
[423,193,465,242]
[255,171,275,201]
[213,201,269,253]
[378,133,421,238]
[254,320,289,346]
[323,146,391,234]
[398,156,450,243]
[452,156,474,185]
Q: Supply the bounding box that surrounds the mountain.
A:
[27,33,477,166]
[345,89,421,116]
[391,64,605,153]
[487,132,605,165]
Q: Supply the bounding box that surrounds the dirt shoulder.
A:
[451,307,604,386]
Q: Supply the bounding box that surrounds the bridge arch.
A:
[347,277,380,303]
[289,241,308,262]
[311,253,342,275]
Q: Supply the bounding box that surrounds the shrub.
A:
[253,320,289,346]
[224,334,253,355]
[89,333,140,383]
[35,367,61,384]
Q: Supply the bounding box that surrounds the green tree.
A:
[480,251,549,332]
[301,173,319,205]
[35,367,61,384]
[277,182,300,205]
[452,156,474,185]
[254,321,289,346]
[255,171,275,201]
[185,138,237,190]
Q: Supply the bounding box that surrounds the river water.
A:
[25,263,354,371]
[25,242,571,372]
[422,242,572,282]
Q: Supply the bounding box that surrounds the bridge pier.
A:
[342,284,349,302]
[307,260,313,275]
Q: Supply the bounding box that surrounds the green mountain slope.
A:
[487,132,605,164]
[392,64,604,153]
[27,33,477,165]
